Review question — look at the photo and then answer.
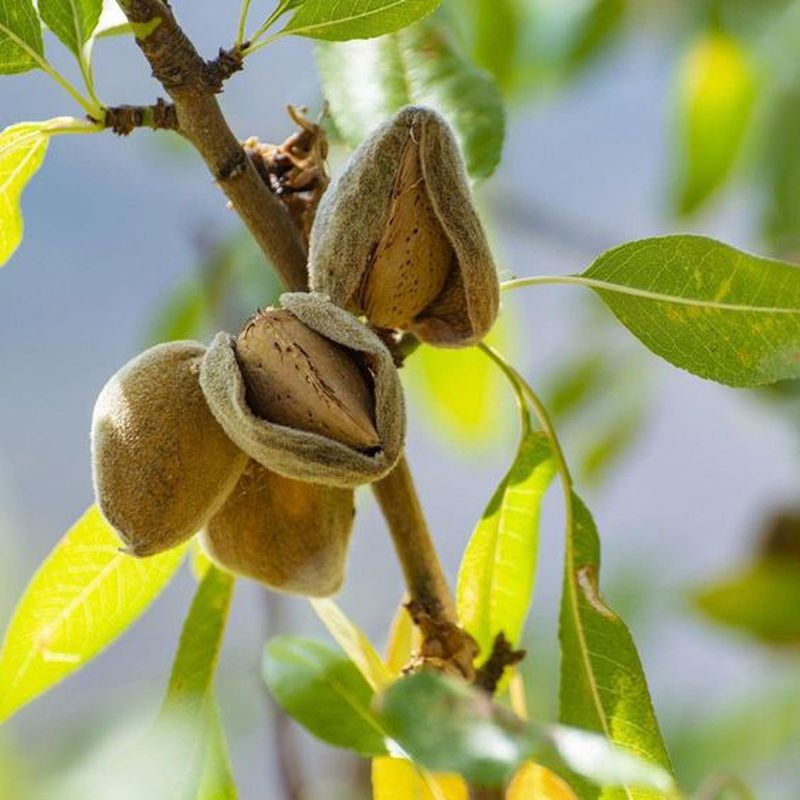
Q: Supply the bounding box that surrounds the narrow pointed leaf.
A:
[0,122,49,266]
[279,0,440,41]
[559,493,674,798]
[580,234,800,386]
[0,0,43,73]
[38,0,102,57]
[0,505,186,722]
[156,565,236,799]
[197,701,238,800]
[673,32,756,215]
[309,598,392,690]
[372,756,467,799]
[263,635,388,755]
[316,17,504,179]
[457,430,555,657]
[385,601,419,677]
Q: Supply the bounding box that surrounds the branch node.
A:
[205,45,245,92]
[100,98,178,135]
[473,632,526,694]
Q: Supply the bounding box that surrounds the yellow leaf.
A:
[309,598,391,690]
[372,757,467,800]
[506,763,577,800]
[385,600,420,677]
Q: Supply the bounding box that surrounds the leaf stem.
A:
[236,0,254,47]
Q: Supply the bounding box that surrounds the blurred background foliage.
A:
[4,0,800,796]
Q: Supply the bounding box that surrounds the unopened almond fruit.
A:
[309,105,499,347]
[200,460,354,596]
[92,342,248,556]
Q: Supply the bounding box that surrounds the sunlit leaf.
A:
[578,234,800,386]
[156,565,236,798]
[0,505,186,722]
[456,429,555,657]
[0,0,43,74]
[0,122,49,267]
[385,601,419,677]
[197,701,238,800]
[693,559,800,645]
[38,0,102,57]
[405,316,515,443]
[308,598,392,690]
[673,31,756,215]
[279,0,440,41]
[263,636,388,755]
[559,493,674,798]
[316,16,505,179]
[507,762,577,799]
[378,671,675,790]
[372,756,467,800]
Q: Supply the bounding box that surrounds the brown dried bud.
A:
[92,342,248,556]
[200,292,405,487]
[309,106,499,347]
[200,460,354,596]
[235,308,379,450]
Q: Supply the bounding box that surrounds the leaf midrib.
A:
[284,0,410,36]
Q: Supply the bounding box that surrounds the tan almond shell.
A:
[92,342,249,556]
[200,460,355,596]
[199,292,405,487]
[308,105,499,347]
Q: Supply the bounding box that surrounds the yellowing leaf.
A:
[372,756,467,800]
[0,505,186,722]
[309,598,392,690]
[385,600,420,677]
[506,763,577,800]
[0,123,49,267]
[674,31,756,214]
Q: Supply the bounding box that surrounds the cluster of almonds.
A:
[92,106,499,596]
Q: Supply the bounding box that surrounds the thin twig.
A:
[116,0,308,291]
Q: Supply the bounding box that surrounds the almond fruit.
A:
[92,342,248,556]
[200,460,354,596]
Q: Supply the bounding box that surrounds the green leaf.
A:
[0,505,186,723]
[673,31,756,215]
[761,83,800,254]
[263,636,389,756]
[579,234,800,387]
[0,0,43,74]
[308,598,392,690]
[316,16,505,179]
[456,429,555,657]
[197,701,238,800]
[444,0,524,94]
[157,565,236,798]
[279,0,440,41]
[38,0,102,57]
[378,672,675,792]
[0,122,49,267]
[559,493,674,798]
[693,559,800,644]
[405,316,516,444]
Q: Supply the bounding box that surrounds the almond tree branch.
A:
[117,0,473,686]
[115,0,308,292]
